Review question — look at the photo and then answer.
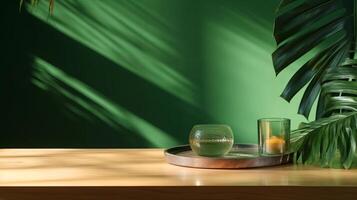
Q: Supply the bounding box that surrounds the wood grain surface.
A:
[0,149,357,199]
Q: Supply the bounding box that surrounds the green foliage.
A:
[273,0,357,168]
[317,60,357,118]
[291,112,357,169]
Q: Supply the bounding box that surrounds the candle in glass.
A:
[258,118,290,155]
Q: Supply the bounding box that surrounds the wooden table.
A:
[1,149,357,200]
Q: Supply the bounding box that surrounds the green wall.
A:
[1,0,312,147]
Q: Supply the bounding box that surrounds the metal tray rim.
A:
[164,144,293,169]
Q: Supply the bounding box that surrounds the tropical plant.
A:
[273,0,357,168]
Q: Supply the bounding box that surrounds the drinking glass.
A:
[258,118,290,155]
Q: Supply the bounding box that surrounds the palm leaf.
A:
[273,0,355,118]
[273,0,357,168]
[317,61,357,118]
[291,112,357,169]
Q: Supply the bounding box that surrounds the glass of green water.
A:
[189,124,234,157]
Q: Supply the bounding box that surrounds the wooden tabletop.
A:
[1,149,357,199]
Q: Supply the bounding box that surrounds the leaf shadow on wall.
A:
[1,1,215,147]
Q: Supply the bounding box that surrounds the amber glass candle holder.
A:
[189,124,234,157]
[258,118,290,155]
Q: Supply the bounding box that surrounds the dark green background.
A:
[1,0,311,147]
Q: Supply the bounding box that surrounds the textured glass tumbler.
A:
[189,124,234,157]
[258,118,290,155]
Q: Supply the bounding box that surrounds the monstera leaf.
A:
[273,0,357,168]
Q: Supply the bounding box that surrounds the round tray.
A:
[164,144,293,169]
